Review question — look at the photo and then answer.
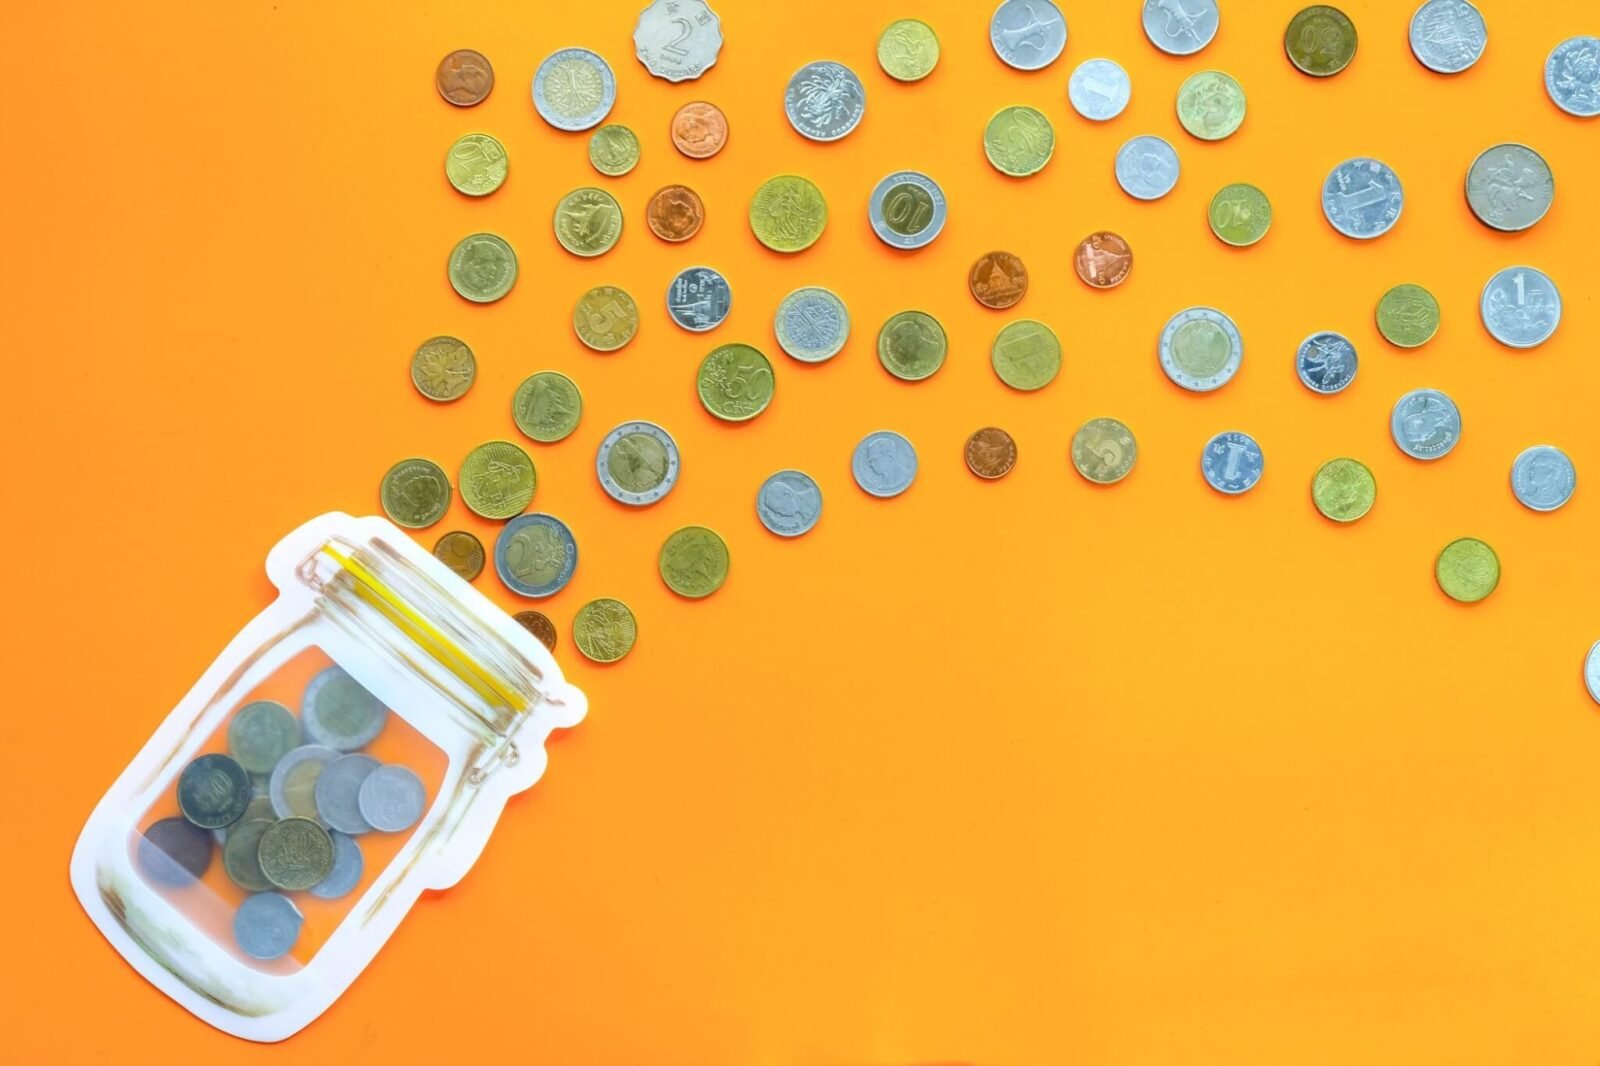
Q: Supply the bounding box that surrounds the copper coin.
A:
[968,251,1029,309]
[647,185,706,243]
[513,610,558,653]
[436,49,494,107]
[965,427,1018,480]
[671,101,729,160]
[1073,231,1132,289]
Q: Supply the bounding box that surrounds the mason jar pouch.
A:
[70,512,586,1041]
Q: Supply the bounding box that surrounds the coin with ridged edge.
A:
[990,0,1067,71]
[359,765,427,832]
[494,513,578,598]
[448,233,517,303]
[178,753,251,829]
[1436,538,1500,603]
[459,440,536,520]
[984,106,1054,177]
[1312,458,1376,522]
[1511,445,1576,512]
[259,817,335,891]
[269,745,338,822]
[698,344,775,422]
[750,175,827,253]
[659,526,730,599]
[1071,418,1137,485]
[573,598,639,663]
[513,610,559,652]
[878,310,947,381]
[784,61,866,142]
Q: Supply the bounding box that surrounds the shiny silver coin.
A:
[268,744,338,822]
[1546,37,1600,117]
[1142,0,1219,55]
[1158,306,1243,393]
[1586,642,1600,706]
[313,754,379,834]
[596,420,681,506]
[234,892,303,961]
[1068,59,1131,120]
[784,61,866,142]
[493,513,579,597]
[302,666,388,752]
[990,0,1067,71]
[757,470,823,537]
[1322,158,1404,239]
[308,831,364,900]
[1201,431,1264,495]
[359,765,427,832]
[633,0,723,82]
[1115,135,1180,200]
[1408,0,1486,74]
[1391,388,1462,461]
[868,171,948,250]
[532,48,616,132]
[666,266,732,332]
[1295,331,1358,395]
[1480,266,1561,349]
[774,287,849,363]
[1466,144,1553,232]
[852,431,917,498]
[1511,445,1576,512]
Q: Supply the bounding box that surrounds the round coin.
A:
[1071,418,1137,485]
[757,470,823,537]
[672,101,728,159]
[1436,538,1500,603]
[659,526,729,599]
[983,106,1055,177]
[852,431,918,498]
[1115,135,1180,201]
[969,251,1029,309]
[494,513,578,597]
[1159,307,1243,392]
[573,598,639,664]
[878,310,948,382]
[1312,458,1376,522]
[1511,445,1576,512]
[448,232,517,303]
[269,745,338,822]
[1208,183,1272,247]
[1201,431,1265,495]
[1480,266,1561,349]
[667,266,732,332]
[222,819,276,892]
[965,427,1018,480]
[1176,70,1245,141]
[1295,331,1358,395]
[1323,158,1403,240]
[410,336,475,402]
[436,48,493,107]
[698,343,775,422]
[1408,0,1486,74]
[513,372,583,443]
[574,285,640,352]
[444,133,507,197]
[647,184,706,244]
[359,766,427,832]
[459,440,536,520]
[380,457,451,529]
[1286,5,1357,76]
[228,700,298,775]
[868,171,947,249]
[588,124,640,177]
[138,817,213,887]
[879,19,940,82]
[1546,37,1600,117]
[750,175,828,253]
[308,831,364,900]
[774,287,849,363]
[1142,0,1219,55]
[302,666,388,752]
[990,0,1067,71]
[432,530,486,581]
[1068,59,1131,121]
[234,892,303,961]
[178,753,251,829]
[513,610,559,652]
[596,421,680,506]
[532,47,615,131]
[1073,231,1132,289]
[784,61,866,142]
[1376,284,1441,348]
[1466,144,1553,232]
[554,187,623,257]
[1587,642,1600,706]
[991,319,1062,391]
[633,0,723,82]
[1390,388,1462,461]
[259,817,335,891]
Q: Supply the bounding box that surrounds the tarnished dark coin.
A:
[222,818,276,892]
[513,610,558,653]
[259,817,335,891]
[436,48,494,106]
[227,700,298,775]
[314,754,380,834]
[965,428,1018,480]
[969,251,1028,309]
[433,531,486,581]
[138,817,213,887]
[1286,5,1357,77]
[177,753,252,829]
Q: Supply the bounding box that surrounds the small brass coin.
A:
[1436,537,1500,603]
[1208,184,1272,246]
[573,285,639,352]
[222,818,276,892]
[554,187,624,257]
[983,105,1054,177]
[878,310,948,381]
[258,817,335,892]
[178,753,252,829]
[513,371,583,442]
[878,19,940,81]
[513,610,558,653]
[573,598,638,663]
[659,526,730,599]
[749,175,827,253]
[432,531,486,581]
[448,232,517,303]
[697,344,775,422]
[380,457,451,529]
[444,132,507,196]
[1376,284,1440,348]
[991,320,1062,391]
[1071,418,1138,485]
[1312,458,1376,522]
[227,700,298,776]
[410,336,475,401]
[459,440,536,519]
[1176,70,1246,141]
[588,123,640,177]
[1286,5,1358,77]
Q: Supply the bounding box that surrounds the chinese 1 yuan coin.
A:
[1511,445,1576,512]
[1201,431,1264,495]
[1115,135,1180,200]
[1142,0,1219,56]
[1408,0,1486,74]
[990,0,1067,71]
[1390,388,1461,461]
[1295,331,1358,394]
[1546,37,1600,117]
[1481,266,1561,349]
[784,61,866,142]
[1322,157,1403,239]
[1158,306,1243,392]
[1069,59,1131,120]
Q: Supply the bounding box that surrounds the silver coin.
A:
[359,765,427,832]
[775,287,849,363]
[852,431,917,498]
[596,420,681,506]
[667,266,731,332]
[1466,144,1553,232]
[1390,388,1462,461]
[990,0,1067,71]
[1158,306,1243,393]
[1511,445,1576,512]
[632,0,723,82]
[494,513,579,596]
[1480,266,1562,349]
[234,892,303,961]
[757,470,823,537]
[1586,641,1600,706]
[532,48,616,132]
[868,171,948,250]
[313,754,379,834]
[302,666,387,752]
[1141,0,1219,56]
[308,831,364,900]
[1322,158,1404,239]
[268,744,338,821]
[784,61,866,142]
[1408,0,1486,74]
[1546,36,1600,117]
[1068,59,1131,120]
[1114,135,1180,200]
[1295,331,1358,395]
[1201,431,1264,495]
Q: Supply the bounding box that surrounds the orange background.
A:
[4,0,1599,1062]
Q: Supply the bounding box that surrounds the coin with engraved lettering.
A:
[308,831,363,900]
[992,319,1062,391]
[879,19,940,82]
[459,440,536,520]
[750,175,827,253]
[1295,332,1358,395]
[1436,538,1499,603]
[965,427,1018,480]
[970,251,1029,308]
[410,336,475,402]
[1481,266,1561,349]
[222,819,275,892]
[574,285,639,352]
[259,817,334,891]
[588,124,640,176]
[448,232,517,303]
[494,513,578,597]
[698,343,775,422]
[1586,642,1600,705]
[1208,183,1272,247]
[878,310,948,381]
[533,48,615,131]
[138,817,213,887]
[672,102,728,160]
[1069,59,1131,121]
[1546,37,1600,117]
[634,0,723,82]
[432,530,485,581]
[757,470,822,537]
[359,766,426,832]
[1074,231,1132,288]
[555,187,623,258]
[228,700,298,775]
[1376,284,1440,348]
[269,745,338,822]
[1201,431,1264,495]
[852,431,918,498]
[437,48,493,107]
[1159,307,1243,392]
[597,421,680,506]
[1176,70,1245,141]
[1409,0,1486,74]
[234,892,303,961]
[513,610,558,652]
[1115,135,1181,200]
[573,598,638,664]
[667,266,732,332]
[659,526,730,599]
[1391,388,1461,461]
[648,184,706,243]
[303,666,387,752]
[775,287,849,363]
[1466,144,1553,232]
[1286,5,1357,76]
[1511,445,1576,512]
[990,0,1067,70]
[1322,158,1403,239]
[444,133,507,197]
[869,171,947,249]
[1071,418,1137,485]
[1312,458,1376,522]
[513,372,582,444]
[784,61,866,142]
[381,458,451,529]
[1142,0,1219,55]
[178,753,252,829]
[984,105,1055,177]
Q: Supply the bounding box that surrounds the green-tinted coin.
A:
[178,753,252,829]
[983,105,1055,177]
[1208,184,1272,247]
[588,123,640,177]
[444,132,507,197]
[222,818,276,892]
[410,336,476,401]
[991,320,1062,391]
[659,526,730,599]
[878,19,940,82]
[228,795,276,836]
[1286,5,1358,77]
[1312,458,1376,523]
[573,598,638,664]
[1176,70,1247,141]
[380,457,452,529]
[697,343,775,422]
[1376,284,1440,349]
[227,700,298,776]
[1436,538,1500,603]
[573,285,639,353]
[448,232,517,303]
[878,310,948,381]
[749,175,828,253]
[513,372,583,443]
[258,817,335,891]
[459,440,536,519]
[432,530,485,581]
[554,187,624,257]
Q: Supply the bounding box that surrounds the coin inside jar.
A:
[647,184,706,242]
[965,428,1017,480]
[968,251,1029,309]
[671,101,728,159]
[1073,232,1132,289]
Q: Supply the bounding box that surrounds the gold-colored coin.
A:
[409,335,475,401]
[573,598,638,663]
[587,124,640,176]
[380,458,452,529]
[1071,418,1138,485]
[432,531,485,581]
[878,19,940,82]
[554,187,624,257]
[1311,458,1376,523]
[444,133,507,196]
[573,285,639,352]
[458,441,536,520]
[658,526,730,599]
[1436,538,1500,603]
[749,175,827,253]
[512,371,583,443]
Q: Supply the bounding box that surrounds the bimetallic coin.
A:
[513,610,558,653]
[588,124,640,177]
[1481,266,1561,349]
[459,440,536,520]
[494,513,579,597]
[1377,284,1441,348]
[1391,388,1462,461]
[852,431,918,498]
[302,666,388,751]
[1295,332,1358,395]
[1071,418,1137,485]
[532,48,615,131]
[1436,538,1499,603]
[990,0,1067,71]
[359,766,427,832]
[1159,307,1243,393]
[633,0,723,82]
[448,232,517,303]
[667,266,732,332]
[868,171,947,249]
[991,319,1062,391]
[672,101,728,159]
[757,470,822,537]
[573,599,638,663]
[1068,59,1131,121]
[444,133,507,197]
[222,819,275,892]
[259,817,335,891]
[969,251,1029,309]
[878,310,948,382]
[775,287,849,363]
[983,106,1055,177]
[1208,184,1272,247]
[380,458,451,529]
[659,526,729,599]
[966,427,1018,480]
[1115,135,1181,200]
[234,892,303,961]
[574,286,639,352]
[1074,231,1132,289]
[784,61,866,142]
[1322,158,1403,239]
[228,700,298,775]
[1511,445,1576,512]
[1142,0,1219,56]
[432,530,486,581]
[1466,144,1553,232]
[1176,70,1245,141]
[269,745,338,822]
[698,343,775,422]
[410,336,475,401]
[138,817,213,887]
[1201,431,1265,495]
[436,48,493,107]
[878,19,940,82]
[514,372,583,443]
[1586,643,1600,706]
[596,421,681,506]
[178,753,251,829]
[554,187,623,257]
[750,175,827,253]
[1546,37,1600,117]
[1286,6,1357,76]
[647,184,706,243]
[1312,459,1376,522]
[308,831,363,900]
[1409,0,1486,74]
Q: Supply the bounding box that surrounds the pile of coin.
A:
[136,666,428,961]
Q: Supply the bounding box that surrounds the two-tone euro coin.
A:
[533,48,616,131]
[596,421,680,506]
[774,287,849,363]
[1159,307,1243,392]
[494,513,578,598]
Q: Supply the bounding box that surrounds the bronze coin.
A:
[965,427,1018,480]
[436,49,494,107]
[671,102,729,160]
[432,530,485,581]
[647,185,706,243]
[1073,231,1132,289]
[968,251,1029,309]
[513,610,558,653]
